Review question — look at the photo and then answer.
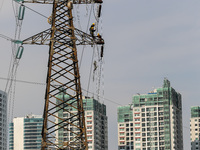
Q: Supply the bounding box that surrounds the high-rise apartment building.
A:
[0,90,7,150]
[55,93,108,150]
[190,106,200,150]
[118,105,134,149]
[9,114,43,150]
[117,79,183,150]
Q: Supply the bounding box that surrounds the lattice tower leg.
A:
[41,1,88,149]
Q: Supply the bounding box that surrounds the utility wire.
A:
[15,1,48,19]
[0,77,122,106]
[0,34,13,41]
[23,4,48,19]
[86,45,95,97]
[82,88,122,106]
[0,77,45,85]
[79,4,94,68]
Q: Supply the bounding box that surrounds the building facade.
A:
[55,93,108,150]
[9,114,43,150]
[118,105,134,149]
[0,90,7,150]
[190,106,200,150]
[117,79,183,150]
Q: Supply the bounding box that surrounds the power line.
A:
[82,88,122,106]
[0,34,13,41]
[0,77,122,106]
[14,1,48,19]
[0,77,45,85]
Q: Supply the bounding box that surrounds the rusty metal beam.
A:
[22,27,104,45]
[41,0,88,149]
[22,0,103,4]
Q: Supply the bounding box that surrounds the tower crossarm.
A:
[22,29,51,45]
[22,27,104,45]
[22,0,103,4]
[74,28,104,45]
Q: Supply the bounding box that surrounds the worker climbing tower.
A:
[17,0,104,149]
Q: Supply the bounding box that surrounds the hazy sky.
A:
[1,0,200,149]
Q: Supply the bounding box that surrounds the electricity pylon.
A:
[22,0,104,149]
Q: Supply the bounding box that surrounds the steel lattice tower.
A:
[22,0,104,149]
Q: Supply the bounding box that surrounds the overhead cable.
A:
[0,77,122,106]
[0,34,13,41]
[86,45,95,97]
[15,1,48,19]
[0,77,45,85]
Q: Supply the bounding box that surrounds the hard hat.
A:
[92,23,95,26]
[97,33,100,36]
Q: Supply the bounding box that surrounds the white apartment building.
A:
[9,114,43,150]
[0,90,7,150]
[117,79,183,150]
[55,94,108,150]
[190,106,200,150]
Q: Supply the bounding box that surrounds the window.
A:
[130,132,133,136]
[119,146,125,149]
[124,114,129,117]
[87,121,92,124]
[135,133,140,136]
[125,119,129,122]
[135,128,140,131]
[87,126,92,129]
[135,123,140,127]
[87,116,92,119]
[140,99,145,102]
[135,138,140,141]
[120,137,124,140]
[87,136,92,139]
[87,131,92,134]
[135,143,141,146]
[87,112,92,115]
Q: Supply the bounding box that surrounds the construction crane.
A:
[15,0,104,149]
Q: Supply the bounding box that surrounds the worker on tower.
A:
[90,23,96,38]
[96,33,104,44]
